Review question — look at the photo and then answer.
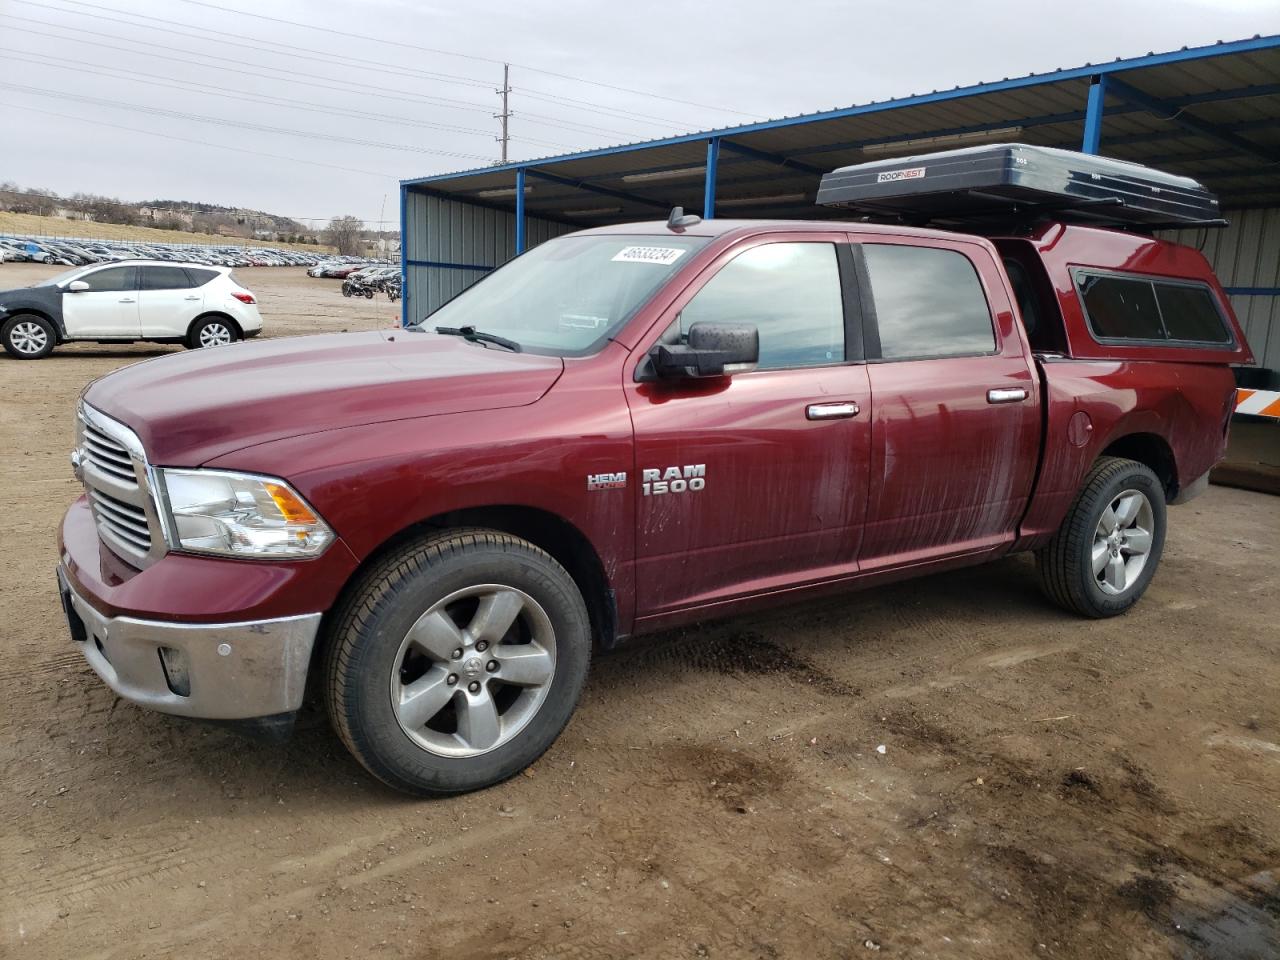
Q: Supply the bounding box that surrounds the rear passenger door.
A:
[854,237,1040,569]
[138,265,201,337]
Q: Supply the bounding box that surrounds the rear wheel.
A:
[187,316,239,349]
[323,529,591,796]
[2,314,56,359]
[1037,456,1166,618]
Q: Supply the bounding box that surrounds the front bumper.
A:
[58,566,322,720]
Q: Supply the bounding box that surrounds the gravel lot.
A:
[2,265,1278,959]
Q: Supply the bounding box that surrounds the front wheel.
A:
[323,529,591,796]
[187,316,240,349]
[2,314,57,359]
[1037,456,1167,618]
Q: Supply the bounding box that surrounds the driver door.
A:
[624,234,873,623]
[61,265,140,337]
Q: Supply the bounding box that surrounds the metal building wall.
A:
[1162,207,1280,375]
[402,191,572,322]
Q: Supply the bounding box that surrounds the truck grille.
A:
[75,404,166,568]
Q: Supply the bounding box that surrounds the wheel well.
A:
[338,506,617,650]
[189,312,242,339]
[1101,433,1178,499]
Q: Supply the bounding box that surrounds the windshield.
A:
[420,234,710,355]
[36,265,95,287]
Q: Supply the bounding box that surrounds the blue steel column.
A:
[399,183,409,327]
[703,137,720,219]
[515,167,527,254]
[1081,75,1108,154]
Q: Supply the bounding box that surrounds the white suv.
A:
[0,261,264,359]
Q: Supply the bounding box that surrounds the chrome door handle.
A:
[806,401,860,420]
[987,387,1028,404]
[118,297,136,303]
[184,295,200,300]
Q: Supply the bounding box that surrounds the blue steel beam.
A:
[718,139,826,175]
[1104,75,1280,163]
[401,34,1280,187]
[399,182,408,327]
[1082,75,1107,153]
[523,168,674,210]
[515,167,527,254]
[703,137,720,219]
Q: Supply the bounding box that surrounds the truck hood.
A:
[84,330,565,464]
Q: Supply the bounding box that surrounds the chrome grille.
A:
[81,419,138,485]
[88,489,152,553]
[75,404,166,568]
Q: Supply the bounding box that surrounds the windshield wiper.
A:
[434,325,521,352]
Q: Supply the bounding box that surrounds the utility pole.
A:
[496,63,511,163]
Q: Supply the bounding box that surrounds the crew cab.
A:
[1,260,263,358]
[55,150,1252,796]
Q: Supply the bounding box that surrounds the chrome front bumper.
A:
[57,567,322,720]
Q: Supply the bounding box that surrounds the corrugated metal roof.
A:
[404,35,1280,226]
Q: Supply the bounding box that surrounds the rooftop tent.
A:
[814,143,1224,230]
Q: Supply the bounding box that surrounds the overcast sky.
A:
[1,0,1277,227]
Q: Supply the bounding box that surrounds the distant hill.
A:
[0,211,333,253]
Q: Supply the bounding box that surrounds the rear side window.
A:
[185,268,219,287]
[140,266,194,290]
[863,244,996,359]
[1076,271,1231,345]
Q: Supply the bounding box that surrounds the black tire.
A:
[342,285,352,297]
[323,528,591,796]
[186,315,240,350]
[2,313,57,359]
[1036,456,1167,618]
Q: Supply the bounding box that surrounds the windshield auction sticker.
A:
[612,246,687,265]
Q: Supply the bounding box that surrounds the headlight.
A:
[158,469,333,558]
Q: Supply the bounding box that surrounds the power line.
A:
[3,21,642,147]
[166,0,759,119]
[0,102,404,181]
[0,83,495,160]
[5,50,580,151]
[516,88,696,129]
[22,0,498,93]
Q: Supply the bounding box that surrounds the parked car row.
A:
[0,235,332,268]
[308,259,395,278]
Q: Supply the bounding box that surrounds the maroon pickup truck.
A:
[56,154,1252,796]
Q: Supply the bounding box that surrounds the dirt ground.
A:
[2,264,1278,959]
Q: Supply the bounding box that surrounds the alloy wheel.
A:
[389,584,557,758]
[198,322,233,347]
[1092,489,1154,595]
[9,321,49,355]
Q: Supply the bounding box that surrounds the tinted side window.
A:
[77,266,136,293]
[863,244,996,359]
[185,268,219,287]
[679,242,844,370]
[1155,284,1231,343]
[141,266,195,290]
[1078,275,1163,340]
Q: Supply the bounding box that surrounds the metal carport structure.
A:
[401,34,1280,375]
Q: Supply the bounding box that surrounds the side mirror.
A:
[649,321,759,379]
[66,280,90,292]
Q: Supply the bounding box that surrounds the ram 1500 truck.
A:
[56,151,1252,796]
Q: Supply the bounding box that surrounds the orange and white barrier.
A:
[1236,388,1280,419]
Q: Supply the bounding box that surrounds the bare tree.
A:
[324,215,364,256]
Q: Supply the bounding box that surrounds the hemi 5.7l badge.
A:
[587,472,627,491]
